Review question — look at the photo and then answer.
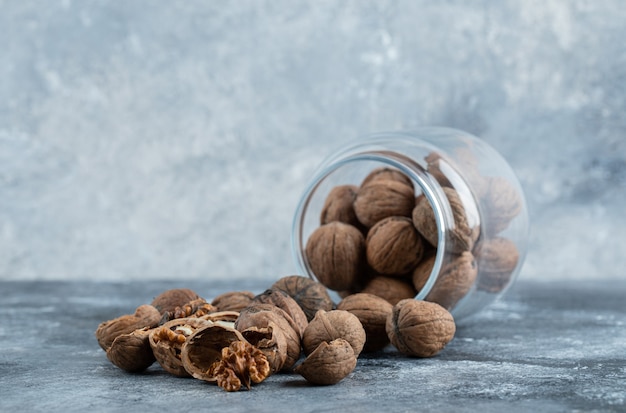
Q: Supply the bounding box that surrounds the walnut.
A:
[240,323,288,374]
[294,339,357,385]
[475,237,520,293]
[482,176,523,235]
[361,167,414,189]
[425,251,477,310]
[305,222,365,291]
[366,216,425,275]
[361,275,416,306]
[320,184,360,227]
[208,341,271,392]
[180,323,246,381]
[234,304,301,371]
[159,298,216,324]
[148,317,212,377]
[412,250,436,292]
[336,293,393,352]
[386,299,456,357]
[412,187,479,253]
[251,288,308,337]
[210,291,255,313]
[354,180,415,228]
[150,288,202,315]
[106,328,155,373]
[95,304,161,351]
[301,309,366,357]
[271,275,334,322]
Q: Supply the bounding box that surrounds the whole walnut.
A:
[210,291,255,313]
[361,167,414,189]
[271,275,334,322]
[305,222,365,291]
[425,251,478,311]
[475,237,520,293]
[354,180,415,228]
[412,187,478,253]
[361,275,417,306]
[320,185,360,227]
[366,216,425,275]
[106,328,155,373]
[337,293,393,352]
[482,176,523,235]
[301,309,366,358]
[386,299,456,357]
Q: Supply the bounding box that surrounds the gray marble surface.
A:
[1,279,624,412]
[2,1,626,283]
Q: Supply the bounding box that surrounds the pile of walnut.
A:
[306,156,521,310]
[96,275,455,391]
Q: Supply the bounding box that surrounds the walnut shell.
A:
[180,323,246,382]
[95,304,161,351]
[412,250,436,292]
[106,328,155,373]
[301,309,366,357]
[482,176,523,235]
[148,317,213,377]
[361,167,414,189]
[234,304,301,371]
[305,222,365,291]
[271,275,334,322]
[151,288,202,315]
[211,291,255,313]
[320,184,360,226]
[251,288,308,337]
[361,275,417,306]
[412,187,478,253]
[475,237,520,293]
[366,216,425,275]
[336,293,393,352]
[240,323,288,374]
[294,338,357,385]
[354,180,415,228]
[425,251,478,310]
[386,299,456,357]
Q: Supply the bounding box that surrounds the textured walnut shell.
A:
[361,167,414,189]
[180,324,246,382]
[482,176,523,235]
[320,184,360,226]
[354,180,415,228]
[150,288,201,315]
[336,293,393,352]
[295,338,357,385]
[95,304,161,351]
[475,237,520,293]
[272,275,334,322]
[240,323,288,374]
[235,304,301,371]
[211,291,254,313]
[425,251,478,310]
[412,187,478,253]
[148,317,213,377]
[361,275,417,306]
[106,328,155,373]
[366,216,425,275]
[386,299,456,357]
[305,222,365,291]
[251,288,308,337]
[412,250,436,292]
[302,309,366,357]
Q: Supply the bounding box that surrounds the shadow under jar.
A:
[292,127,529,322]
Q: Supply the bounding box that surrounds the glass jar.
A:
[291,127,529,322]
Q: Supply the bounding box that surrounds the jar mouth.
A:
[291,149,455,301]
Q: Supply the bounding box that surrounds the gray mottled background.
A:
[2,0,625,282]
